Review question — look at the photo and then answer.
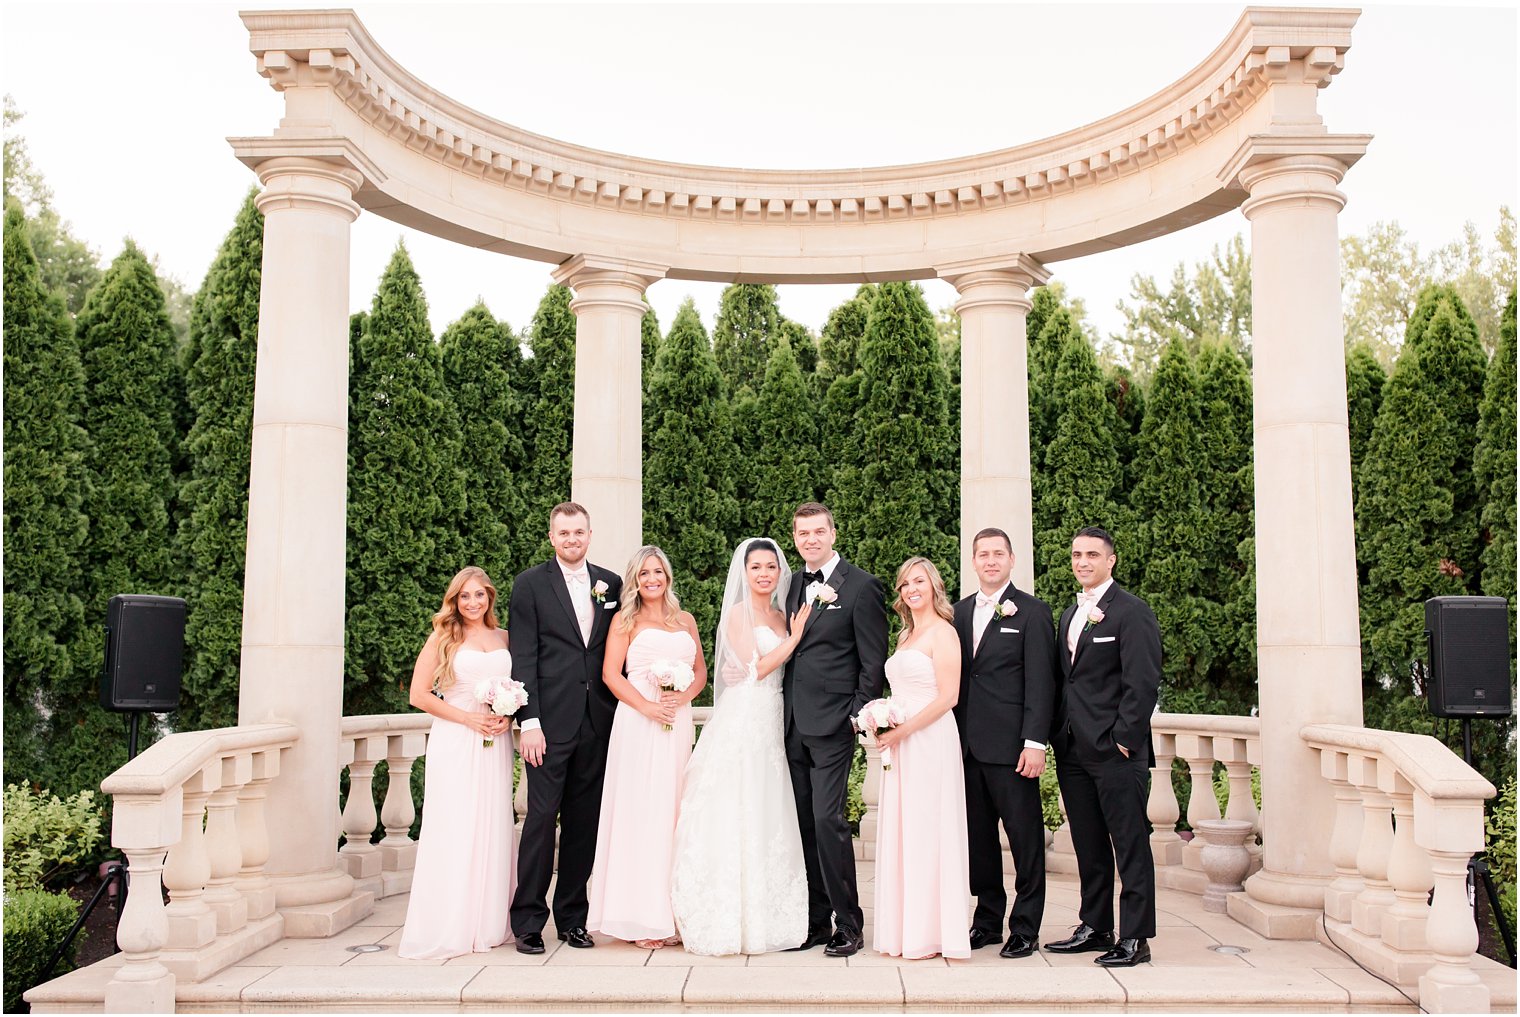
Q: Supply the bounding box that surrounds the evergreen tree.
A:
[711,283,780,396]
[817,284,875,386]
[640,300,661,384]
[1129,341,1219,710]
[1345,344,1387,477]
[2,201,89,786]
[1029,302,1082,500]
[745,335,823,541]
[1104,362,1147,494]
[176,192,263,731]
[1033,322,1123,608]
[836,282,958,586]
[644,299,741,663]
[440,302,528,594]
[523,284,576,560]
[65,239,182,793]
[1476,291,1516,677]
[781,318,819,377]
[345,243,463,715]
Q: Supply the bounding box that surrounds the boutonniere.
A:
[813,585,838,608]
[994,599,1017,619]
[591,580,609,603]
[1083,606,1106,632]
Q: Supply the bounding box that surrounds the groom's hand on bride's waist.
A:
[520,728,546,767]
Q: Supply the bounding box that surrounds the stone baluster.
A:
[1147,733,1183,866]
[857,741,883,861]
[1417,844,1488,1013]
[234,749,280,922]
[1219,737,1261,870]
[339,735,385,897]
[1320,751,1366,924]
[378,731,427,880]
[1380,781,1432,954]
[1350,761,1396,937]
[105,790,178,1012]
[203,754,251,934]
[161,767,216,951]
[1178,736,1221,871]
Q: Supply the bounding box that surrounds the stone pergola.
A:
[230,0,1363,960]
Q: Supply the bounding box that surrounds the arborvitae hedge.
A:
[817,284,874,387]
[523,284,576,561]
[345,243,462,715]
[711,283,780,397]
[176,192,262,731]
[2,202,90,787]
[744,335,823,542]
[1476,291,1517,677]
[1345,344,1387,478]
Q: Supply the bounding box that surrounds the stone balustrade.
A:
[1300,723,1496,1014]
[97,722,299,1012]
[1149,713,1262,892]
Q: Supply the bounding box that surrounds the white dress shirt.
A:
[1067,577,1114,659]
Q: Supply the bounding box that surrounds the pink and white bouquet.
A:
[855,697,908,770]
[649,659,695,731]
[472,677,529,747]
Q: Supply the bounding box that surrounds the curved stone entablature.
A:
[232,6,1363,280]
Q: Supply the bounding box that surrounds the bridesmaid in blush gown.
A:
[586,546,707,950]
[872,556,971,960]
[398,566,516,960]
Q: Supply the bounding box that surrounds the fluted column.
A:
[1223,135,1370,913]
[936,255,1050,596]
[552,255,667,573]
[240,156,363,923]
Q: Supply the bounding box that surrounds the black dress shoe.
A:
[823,926,863,957]
[557,926,595,949]
[515,932,546,955]
[787,926,833,951]
[968,927,1000,951]
[1043,923,1115,954]
[1095,938,1150,967]
[1000,933,1039,958]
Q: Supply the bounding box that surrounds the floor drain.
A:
[1209,944,1250,955]
[346,944,387,954]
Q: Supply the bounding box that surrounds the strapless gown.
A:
[671,626,808,954]
[873,648,971,959]
[586,627,696,942]
[398,647,516,959]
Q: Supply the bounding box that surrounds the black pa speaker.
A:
[1424,596,1513,718]
[98,594,185,712]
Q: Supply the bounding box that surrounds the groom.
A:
[783,502,887,958]
[508,501,623,954]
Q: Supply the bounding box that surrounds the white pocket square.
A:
[603,601,618,609]
[1092,635,1116,643]
[1000,627,1018,633]
[825,604,842,610]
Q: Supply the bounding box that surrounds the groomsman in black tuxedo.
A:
[509,502,624,954]
[1046,526,1161,967]
[783,502,888,958]
[952,528,1057,959]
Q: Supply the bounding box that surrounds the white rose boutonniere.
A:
[591,580,609,602]
[1083,606,1106,632]
[813,585,839,608]
[995,599,1017,619]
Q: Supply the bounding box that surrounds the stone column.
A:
[552,255,667,574]
[239,156,367,935]
[936,255,1050,596]
[1221,135,1370,923]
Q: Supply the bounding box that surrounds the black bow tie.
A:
[802,570,826,586]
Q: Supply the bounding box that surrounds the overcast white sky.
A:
[3,1,1515,341]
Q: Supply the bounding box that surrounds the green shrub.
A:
[1488,777,1516,936]
[847,744,866,832]
[1040,750,1063,831]
[1212,765,1262,815]
[4,886,81,1011]
[2,785,104,891]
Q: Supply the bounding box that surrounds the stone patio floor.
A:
[30,863,1519,1012]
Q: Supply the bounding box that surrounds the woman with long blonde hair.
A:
[871,555,971,960]
[398,566,516,959]
[586,546,708,950]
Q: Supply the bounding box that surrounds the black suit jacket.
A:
[1052,583,1162,767]
[783,557,888,739]
[507,559,624,742]
[952,583,1058,766]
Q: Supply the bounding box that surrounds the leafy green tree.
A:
[175,192,263,731]
[1345,344,1387,477]
[345,243,463,716]
[711,283,780,396]
[2,201,90,785]
[1476,291,1516,680]
[440,302,529,596]
[644,299,741,662]
[744,334,823,542]
[817,284,875,387]
[522,284,576,560]
[834,281,958,586]
[641,300,661,383]
[782,317,820,378]
[2,97,100,313]
[1104,362,1147,494]
[1114,235,1251,374]
[1033,321,1123,608]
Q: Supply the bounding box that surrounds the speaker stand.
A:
[127,711,142,760]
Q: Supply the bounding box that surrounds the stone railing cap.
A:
[99,722,300,797]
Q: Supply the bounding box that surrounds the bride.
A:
[671,538,812,954]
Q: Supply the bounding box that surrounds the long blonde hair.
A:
[431,566,499,691]
[892,556,954,638]
[616,546,682,633]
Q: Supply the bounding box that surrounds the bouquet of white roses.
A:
[855,697,908,770]
[472,677,529,747]
[648,658,695,731]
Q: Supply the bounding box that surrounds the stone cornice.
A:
[238,6,1359,227]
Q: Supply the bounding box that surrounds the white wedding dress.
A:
[670,626,809,954]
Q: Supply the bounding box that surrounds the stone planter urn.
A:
[1195,818,1254,913]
